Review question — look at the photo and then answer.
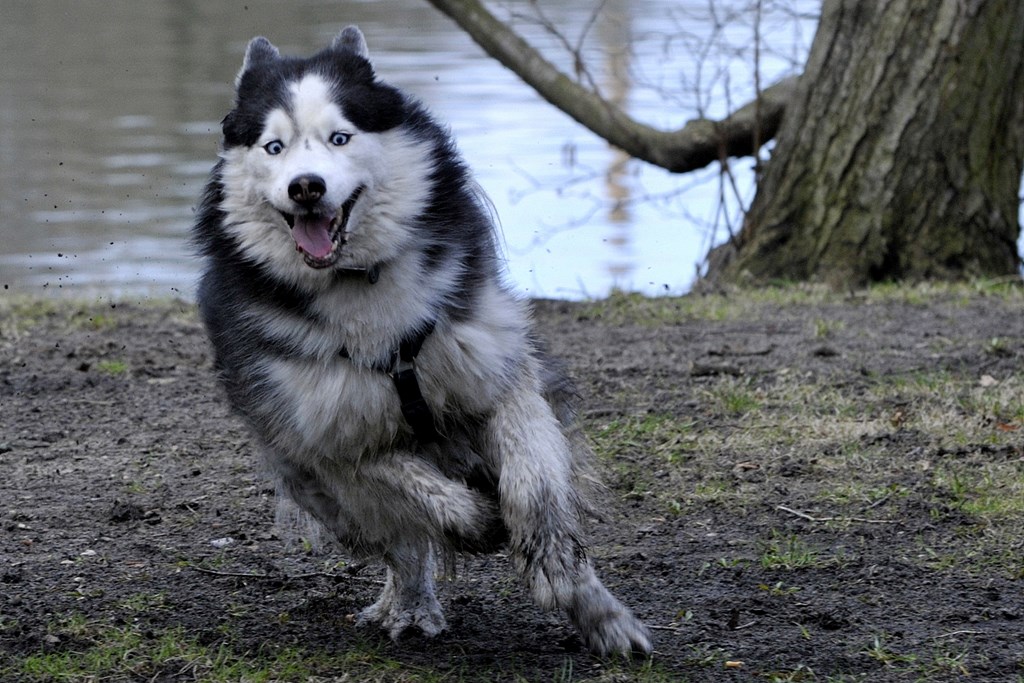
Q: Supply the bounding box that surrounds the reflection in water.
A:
[0,0,820,300]
[599,0,635,286]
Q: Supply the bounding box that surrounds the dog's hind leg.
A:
[272,455,488,639]
[356,540,447,639]
[487,381,652,657]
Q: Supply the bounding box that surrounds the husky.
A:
[192,27,651,656]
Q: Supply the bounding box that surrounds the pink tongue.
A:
[291,215,335,258]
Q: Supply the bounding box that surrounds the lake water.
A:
[1,0,821,300]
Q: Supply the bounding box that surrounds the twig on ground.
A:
[933,630,984,640]
[864,492,893,510]
[189,565,383,585]
[776,505,897,525]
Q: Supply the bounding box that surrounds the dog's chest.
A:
[264,352,404,459]
[249,282,528,461]
[257,308,453,461]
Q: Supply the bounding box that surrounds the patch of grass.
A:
[917,456,1024,576]
[576,280,1023,326]
[862,278,1024,305]
[691,478,732,500]
[930,459,1024,520]
[758,581,802,597]
[985,336,1013,357]
[705,378,763,415]
[95,359,129,375]
[922,648,972,678]
[582,658,681,682]
[956,373,1024,430]
[74,311,120,331]
[862,633,918,668]
[589,413,755,510]
[589,413,698,481]
[5,615,680,683]
[576,285,838,326]
[9,618,455,683]
[591,413,693,458]
[0,296,61,338]
[677,642,738,669]
[759,531,835,571]
[860,633,976,679]
[811,317,845,339]
[0,297,127,339]
[762,664,818,682]
[0,297,197,344]
[589,308,1022,569]
[0,615,21,635]
[819,482,911,509]
[117,592,169,613]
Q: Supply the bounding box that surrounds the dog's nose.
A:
[288,175,327,207]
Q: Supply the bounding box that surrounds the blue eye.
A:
[263,140,284,155]
[329,132,352,146]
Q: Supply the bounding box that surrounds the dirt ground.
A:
[2,286,1023,682]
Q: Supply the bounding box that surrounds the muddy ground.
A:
[1,288,1023,682]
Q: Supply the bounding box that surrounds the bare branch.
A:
[425,0,798,173]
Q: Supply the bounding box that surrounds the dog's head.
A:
[216,27,427,275]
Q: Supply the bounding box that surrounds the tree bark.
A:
[705,0,1024,287]
[425,0,796,174]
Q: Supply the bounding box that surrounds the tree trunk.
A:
[705,0,1024,288]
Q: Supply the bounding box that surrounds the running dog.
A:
[192,27,651,656]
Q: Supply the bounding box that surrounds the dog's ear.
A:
[235,36,280,87]
[331,26,370,60]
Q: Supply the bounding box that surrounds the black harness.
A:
[337,318,439,444]
[334,264,439,443]
[384,320,439,444]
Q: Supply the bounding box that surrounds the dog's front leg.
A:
[488,382,652,657]
[357,540,446,639]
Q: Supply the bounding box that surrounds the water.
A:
[0,0,818,300]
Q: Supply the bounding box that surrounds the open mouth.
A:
[281,185,365,269]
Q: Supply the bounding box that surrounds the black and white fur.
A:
[192,27,651,656]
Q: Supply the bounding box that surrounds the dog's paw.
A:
[356,596,447,640]
[578,609,652,658]
[567,577,653,657]
[387,603,448,639]
[354,593,446,643]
